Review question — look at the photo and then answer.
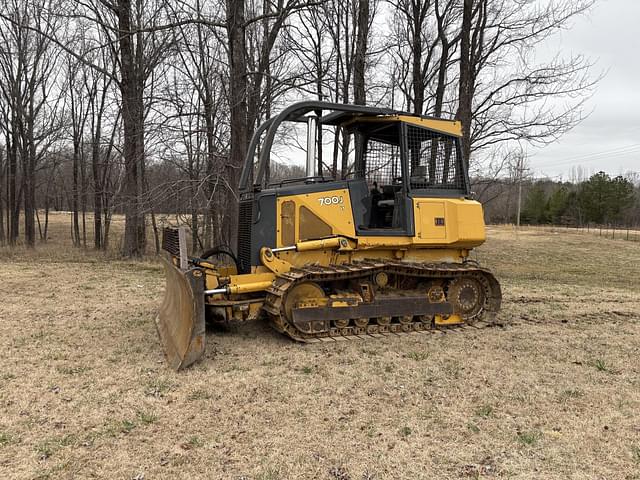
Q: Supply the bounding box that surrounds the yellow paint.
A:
[221,299,265,321]
[277,189,355,247]
[277,189,484,251]
[416,201,447,240]
[199,113,490,325]
[329,300,352,307]
[342,114,462,137]
[204,192,486,322]
[260,247,292,274]
[225,272,276,294]
[204,271,220,291]
[434,314,464,326]
[199,112,489,327]
[296,237,346,251]
[218,265,238,276]
[276,249,345,268]
[396,115,462,137]
[412,198,485,247]
[260,237,352,275]
[328,294,361,307]
[227,281,274,295]
[248,301,263,320]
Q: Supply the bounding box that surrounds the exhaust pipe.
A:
[306,116,317,177]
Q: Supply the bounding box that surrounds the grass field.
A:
[1,213,639,479]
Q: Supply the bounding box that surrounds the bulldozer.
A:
[156,101,502,370]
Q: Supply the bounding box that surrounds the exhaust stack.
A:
[306,116,317,177]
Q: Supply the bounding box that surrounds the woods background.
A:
[1,0,633,257]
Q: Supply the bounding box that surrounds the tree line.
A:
[0,0,598,255]
[479,171,640,227]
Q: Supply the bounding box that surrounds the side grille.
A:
[162,227,180,257]
[237,199,253,273]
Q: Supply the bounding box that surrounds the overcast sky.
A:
[529,0,640,179]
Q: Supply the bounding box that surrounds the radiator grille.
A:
[162,227,180,257]
[237,199,253,273]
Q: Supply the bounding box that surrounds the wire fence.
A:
[498,223,640,242]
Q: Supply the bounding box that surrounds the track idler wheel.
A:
[447,276,485,323]
[284,282,326,320]
[283,282,330,334]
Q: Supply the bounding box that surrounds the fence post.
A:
[627,228,630,241]
[612,226,615,239]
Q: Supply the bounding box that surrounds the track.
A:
[263,260,502,342]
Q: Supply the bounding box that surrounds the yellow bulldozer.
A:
[156,101,501,370]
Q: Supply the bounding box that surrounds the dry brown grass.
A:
[1,218,639,479]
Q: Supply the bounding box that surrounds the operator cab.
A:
[345,116,467,234]
[236,102,470,271]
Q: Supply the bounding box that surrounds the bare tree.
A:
[353,0,371,105]
[0,0,64,247]
[86,46,120,250]
[460,0,598,164]
[0,142,5,244]
[15,0,173,255]
[0,0,605,255]
[65,54,93,247]
[167,6,230,248]
[314,0,380,174]
[224,0,314,247]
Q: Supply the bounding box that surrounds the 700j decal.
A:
[318,195,344,206]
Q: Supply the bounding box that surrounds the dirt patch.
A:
[1,222,639,479]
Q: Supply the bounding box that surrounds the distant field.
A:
[1,211,183,259]
[1,217,639,479]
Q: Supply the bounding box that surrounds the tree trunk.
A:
[353,0,369,106]
[36,208,42,240]
[44,195,49,241]
[100,103,119,251]
[151,208,159,254]
[92,136,103,249]
[353,0,369,174]
[81,144,87,248]
[9,134,18,245]
[226,0,249,252]
[0,147,5,245]
[411,0,423,115]
[118,0,145,257]
[104,202,112,250]
[456,0,473,168]
[203,93,217,248]
[73,140,81,246]
[433,0,450,118]
[23,88,38,247]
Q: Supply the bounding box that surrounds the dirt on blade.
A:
[0,218,639,479]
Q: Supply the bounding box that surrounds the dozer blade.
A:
[155,253,206,370]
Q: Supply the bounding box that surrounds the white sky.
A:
[529,0,640,179]
[276,0,639,181]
